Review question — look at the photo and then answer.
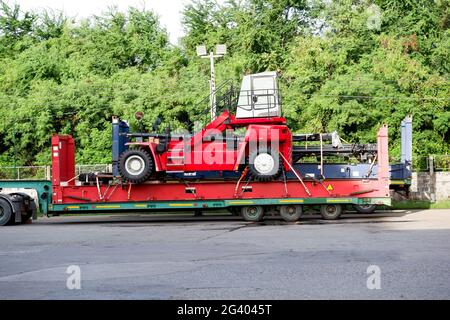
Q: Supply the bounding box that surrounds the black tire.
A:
[241,205,264,222]
[320,204,343,220]
[353,204,377,214]
[118,149,153,184]
[0,198,14,226]
[21,200,36,223]
[280,205,302,222]
[248,147,282,181]
[8,193,37,224]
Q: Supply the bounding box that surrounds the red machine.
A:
[118,72,291,183]
[120,109,292,183]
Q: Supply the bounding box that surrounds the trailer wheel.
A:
[353,204,377,214]
[241,206,264,222]
[21,200,36,223]
[280,205,302,222]
[248,147,281,181]
[320,204,342,220]
[119,149,153,184]
[0,198,14,226]
[9,193,37,223]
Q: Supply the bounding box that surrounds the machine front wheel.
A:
[119,149,154,184]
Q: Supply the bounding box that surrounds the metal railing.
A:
[410,155,450,172]
[75,164,112,176]
[0,164,112,180]
[0,166,50,180]
[193,82,282,128]
[427,155,450,171]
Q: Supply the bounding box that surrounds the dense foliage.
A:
[0,0,448,166]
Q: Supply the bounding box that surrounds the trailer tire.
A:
[241,206,264,222]
[0,198,14,226]
[320,204,342,220]
[8,193,37,223]
[353,204,377,214]
[21,198,36,223]
[280,205,302,222]
[119,149,153,184]
[248,147,282,181]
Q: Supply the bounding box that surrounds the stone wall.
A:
[409,172,450,201]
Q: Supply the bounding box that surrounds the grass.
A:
[390,200,450,210]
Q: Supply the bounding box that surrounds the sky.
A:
[11,0,193,44]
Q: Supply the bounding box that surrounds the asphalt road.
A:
[0,209,449,299]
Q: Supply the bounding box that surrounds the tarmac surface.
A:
[0,209,449,299]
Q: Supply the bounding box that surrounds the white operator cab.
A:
[235,71,281,119]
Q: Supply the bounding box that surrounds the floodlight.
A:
[196,45,207,56]
[216,44,227,55]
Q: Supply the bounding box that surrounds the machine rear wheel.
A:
[320,204,343,220]
[241,206,264,222]
[119,149,153,184]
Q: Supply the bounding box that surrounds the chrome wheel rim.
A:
[125,155,146,176]
[254,153,275,175]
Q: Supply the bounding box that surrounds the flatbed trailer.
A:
[0,124,391,226]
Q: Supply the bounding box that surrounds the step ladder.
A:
[166,147,185,172]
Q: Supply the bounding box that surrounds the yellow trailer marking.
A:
[66,206,80,209]
[228,201,254,205]
[169,203,194,207]
[278,199,304,203]
[95,205,121,209]
[390,180,407,185]
[327,199,351,203]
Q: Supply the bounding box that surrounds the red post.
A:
[51,135,75,186]
[377,125,390,197]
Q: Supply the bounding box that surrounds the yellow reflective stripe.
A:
[228,201,254,205]
[327,199,351,203]
[95,205,121,209]
[278,199,304,203]
[66,206,79,209]
[169,203,194,207]
[390,180,406,185]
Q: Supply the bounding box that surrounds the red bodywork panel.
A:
[51,135,75,186]
[51,125,390,205]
